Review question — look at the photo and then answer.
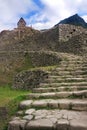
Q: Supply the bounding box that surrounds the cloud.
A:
[0,0,87,31]
[0,0,38,31]
[82,15,87,22]
[31,0,87,30]
[31,21,55,30]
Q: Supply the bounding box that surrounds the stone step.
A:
[49,75,87,79]
[19,99,87,111]
[49,71,87,76]
[61,60,83,63]
[33,86,87,93]
[40,82,87,87]
[59,64,83,67]
[83,64,87,67]
[26,90,87,99]
[45,77,87,83]
[52,70,86,73]
[8,110,87,130]
[59,64,82,67]
[61,60,87,63]
[50,70,87,76]
[55,66,87,71]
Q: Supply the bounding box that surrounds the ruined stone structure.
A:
[17,17,26,28]
[58,24,87,42]
[13,18,38,40]
[15,18,87,42]
[1,18,87,45]
[0,16,87,130]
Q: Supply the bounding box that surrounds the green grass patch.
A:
[15,55,33,73]
[0,85,30,130]
[29,65,57,72]
[0,85,30,107]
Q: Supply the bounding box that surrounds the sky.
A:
[0,0,87,31]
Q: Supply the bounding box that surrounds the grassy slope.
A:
[0,54,33,85]
[0,85,30,107]
[0,65,57,130]
[0,85,30,130]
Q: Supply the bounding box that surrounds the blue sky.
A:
[0,0,87,31]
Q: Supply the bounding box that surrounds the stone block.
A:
[8,119,27,130]
[26,119,54,130]
[57,119,69,130]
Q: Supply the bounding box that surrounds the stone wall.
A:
[0,107,8,120]
[0,27,40,51]
[0,51,61,68]
[0,24,59,52]
[0,51,61,85]
[0,24,87,54]
[12,69,48,90]
[25,51,61,67]
[59,24,87,42]
[12,51,62,90]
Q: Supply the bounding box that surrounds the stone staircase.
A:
[8,54,87,130]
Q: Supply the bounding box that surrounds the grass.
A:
[0,85,30,130]
[28,65,57,72]
[0,85,30,107]
[15,54,33,73]
[0,55,34,85]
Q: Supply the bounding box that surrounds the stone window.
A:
[73,29,76,32]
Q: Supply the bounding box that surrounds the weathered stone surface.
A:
[70,119,87,130]
[34,110,48,117]
[56,92,72,98]
[8,119,27,130]
[48,100,58,108]
[58,100,70,109]
[32,100,47,108]
[27,90,87,99]
[16,111,24,116]
[25,109,35,115]
[8,109,87,130]
[73,90,87,98]
[27,93,40,99]
[12,117,21,121]
[19,100,33,109]
[41,92,56,98]
[72,101,87,111]
[12,69,48,90]
[26,119,54,130]
[23,115,33,120]
[57,119,69,130]
[19,99,87,110]
[58,24,87,42]
[35,115,45,120]
[33,86,87,93]
[28,92,70,99]
[7,49,87,130]
[40,82,87,87]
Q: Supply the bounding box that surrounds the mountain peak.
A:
[57,14,87,28]
[73,13,79,17]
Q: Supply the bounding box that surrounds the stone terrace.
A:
[8,53,87,130]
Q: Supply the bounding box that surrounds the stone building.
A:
[58,24,87,42]
[17,17,26,28]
